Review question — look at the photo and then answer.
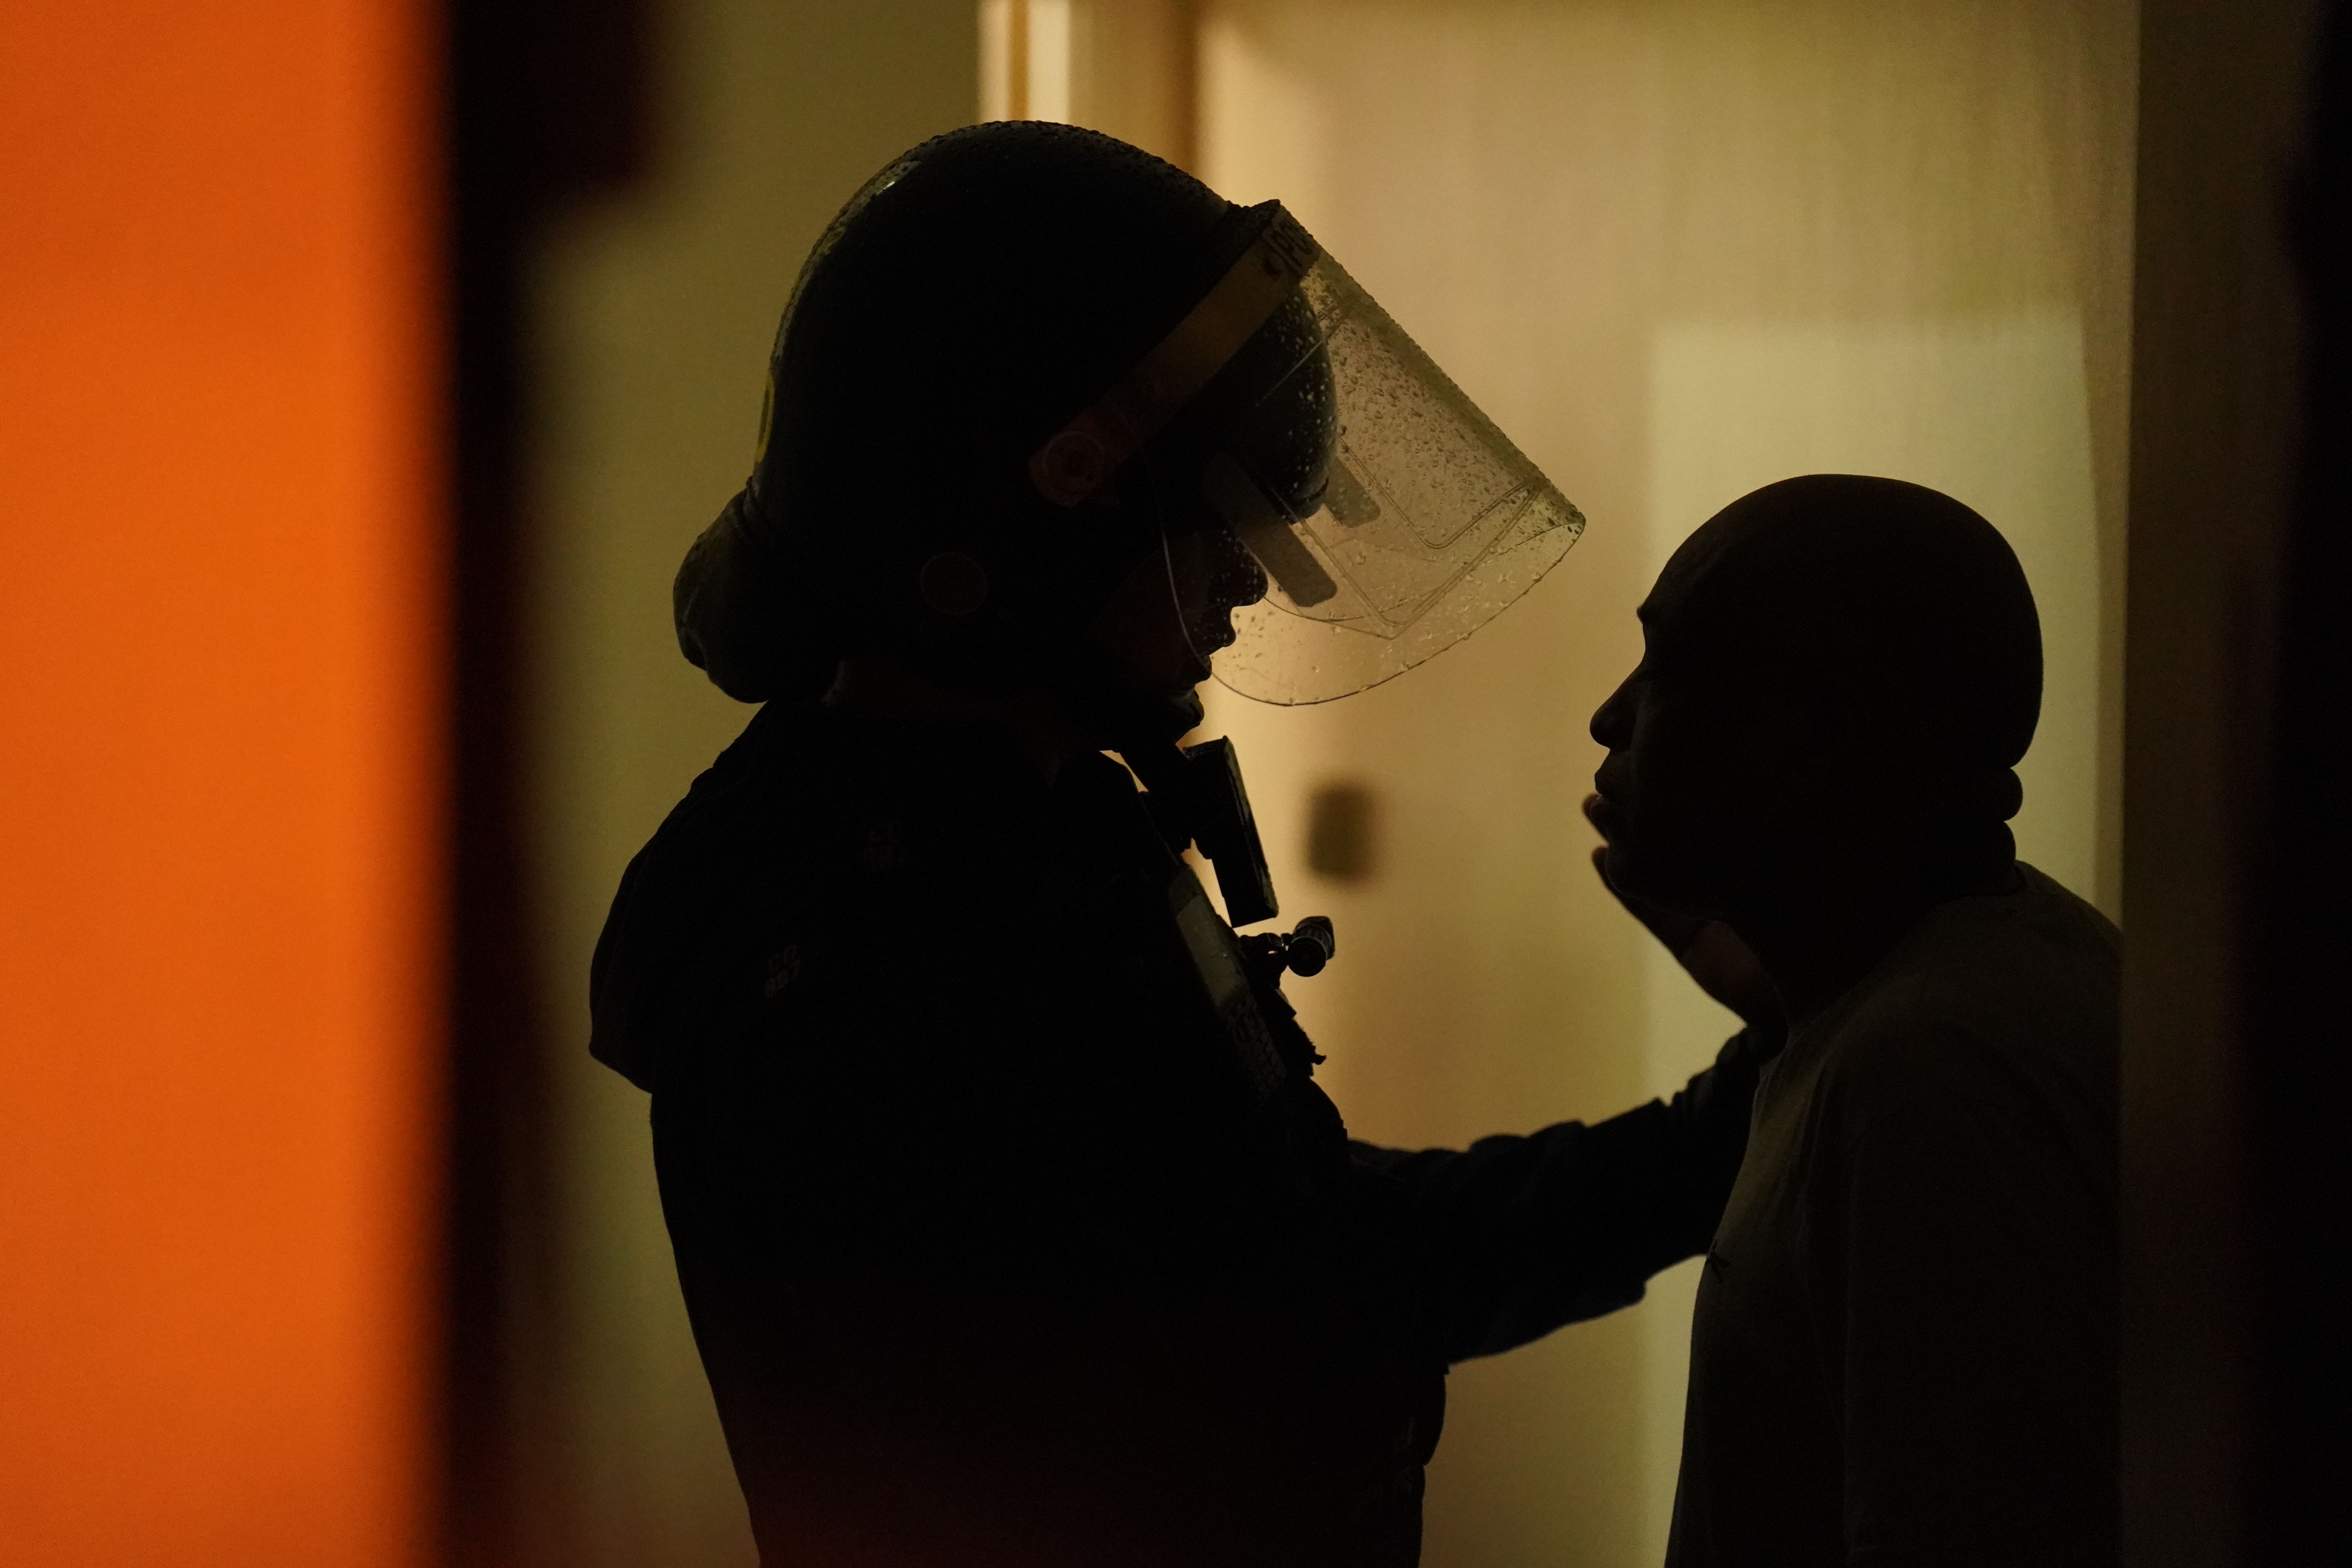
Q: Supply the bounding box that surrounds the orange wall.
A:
[0,3,442,1564]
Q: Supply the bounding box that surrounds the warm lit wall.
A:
[0,3,441,1565]
[1192,3,2135,1563]
[981,0,1197,161]
[524,4,975,1563]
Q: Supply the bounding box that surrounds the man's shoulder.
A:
[1909,861,2116,1016]
[1810,864,2119,1120]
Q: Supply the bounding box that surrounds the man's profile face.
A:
[1588,537,1809,918]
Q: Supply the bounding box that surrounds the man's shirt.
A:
[1669,864,2118,1568]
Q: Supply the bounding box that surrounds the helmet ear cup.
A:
[918,552,990,617]
[1029,428,1113,507]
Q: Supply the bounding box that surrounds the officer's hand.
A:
[1582,793,1781,1030]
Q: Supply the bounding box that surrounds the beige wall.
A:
[1187,3,2135,1563]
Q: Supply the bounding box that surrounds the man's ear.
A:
[1756,669,1853,812]
[1805,676,1859,759]
[1750,665,1845,764]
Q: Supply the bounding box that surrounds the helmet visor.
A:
[1192,248,1584,705]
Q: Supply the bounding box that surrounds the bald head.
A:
[1591,474,2042,921]
[1651,474,2042,785]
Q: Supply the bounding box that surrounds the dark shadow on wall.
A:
[442,1,655,1563]
[2261,4,2352,1558]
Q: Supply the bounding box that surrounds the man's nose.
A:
[1591,672,1637,748]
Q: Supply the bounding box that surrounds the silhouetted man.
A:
[1587,474,2118,1566]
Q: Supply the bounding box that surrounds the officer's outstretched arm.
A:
[1350,1022,1782,1364]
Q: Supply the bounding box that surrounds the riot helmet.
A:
[675,120,1583,712]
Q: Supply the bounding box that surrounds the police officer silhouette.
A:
[592,121,1776,1568]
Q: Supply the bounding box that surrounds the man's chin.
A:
[1599,841,1648,897]
[1604,843,1704,913]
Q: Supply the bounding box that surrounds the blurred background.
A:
[3,2,2340,1566]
